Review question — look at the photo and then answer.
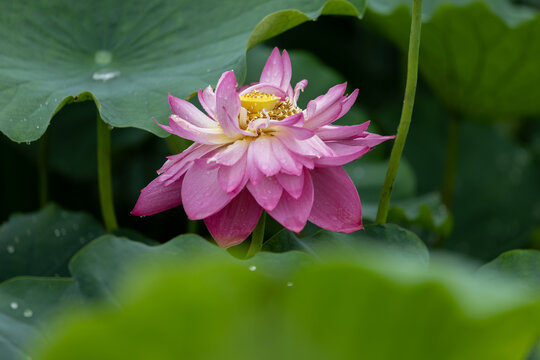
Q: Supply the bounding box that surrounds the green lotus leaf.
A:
[0,204,105,282]
[367,0,540,119]
[0,0,365,143]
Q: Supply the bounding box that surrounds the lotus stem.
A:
[376,0,423,224]
[97,114,118,231]
[246,212,266,258]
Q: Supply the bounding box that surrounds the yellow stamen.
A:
[240,90,280,113]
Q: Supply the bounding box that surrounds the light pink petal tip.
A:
[260,47,292,92]
[131,176,183,216]
[168,94,216,128]
[205,189,263,248]
[308,167,363,232]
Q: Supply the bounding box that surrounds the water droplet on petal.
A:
[10,302,18,310]
[23,309,33,318]
[248,265,257,271]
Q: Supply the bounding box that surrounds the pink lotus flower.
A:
[132,48,393,248]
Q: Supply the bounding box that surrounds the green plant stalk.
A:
[441,116,459,209]
[38,131,49,208]
[246,212,266,258]
[376,0,423,224]
[97,115,118,231]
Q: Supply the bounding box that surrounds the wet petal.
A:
[316,121,371,141]
[314,143,370,167]
[276,172,304,199]
[215,71,244,137]
[131,176,183,216]
[204,189,263,248]
[268,169,314,233]
[252,136,281,176]
[260,47,291,91]
[218,154,248,193]
[305,83,347,129]
[198,86,217,119]
[168,94,216,128]
[247,175,283,211]
[166,115,231,145]
[182,161,235,220]
[271,139,303,176]
[207,139,249,166]
[308,166,362,232]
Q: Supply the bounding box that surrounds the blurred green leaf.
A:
[446,123,540,259]
[386,192,453,237]
[0,277,81,360]
[367,0,540,119]
[479,249,540,289]
[264,223,429,265]
[0,204,105,282]
[34,242,540,360]
[69,234,311,301]
[0,0,365,143]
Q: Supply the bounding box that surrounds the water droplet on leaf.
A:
[248,265,257,271]
[10,302,18,310]
[23,309,33,318]
[92,69,121,82]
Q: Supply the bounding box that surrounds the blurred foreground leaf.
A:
[34,242,540,360]
[69,234,311,302]
[479,249,540,289]
[0,0,365,143]
[264,223,429,265]
[0,204,105,282]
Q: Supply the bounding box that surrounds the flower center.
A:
[240,90,301,121]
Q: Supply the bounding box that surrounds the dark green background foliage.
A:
[1,0,540,358]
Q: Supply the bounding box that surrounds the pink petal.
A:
[246,141,264,185]
[276,172,304,199]
[215,71,243,137]
[247,175,283,211]
[251,136,281,176]
[280,49,292,90]
[316,121,371,141]
[207,139,249,166]
[181,161,235,220]
[159,143,220,184]
[260,47,284,88]
[269,112,305,127]
[308,166,363,232]
[218,154,248,193]
[337,89,358,119]
[271,139,303,176]
[305,83,347,129]
[350,133,396,147]
[131,176,183,216]
[204,189,263,248]
[198,86,217,119]
[314,143,370,167]
[278,133,334,158]
[268,169,314,233]
[168,94,216,128]
[167,115,232,145]
[293,79,308,105]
